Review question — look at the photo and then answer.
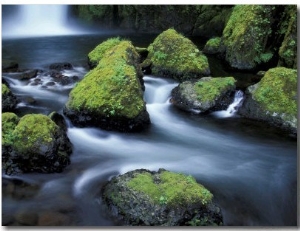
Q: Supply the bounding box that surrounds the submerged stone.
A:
[171,77,236,113]
[64,40,150,132]
[238,67,297,134]
[144,28,210,82]
[101,168,223,226]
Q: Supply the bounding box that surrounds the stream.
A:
[2,34,297,226]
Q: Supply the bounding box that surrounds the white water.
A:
[212,90,244,118]
[2,5,90,38]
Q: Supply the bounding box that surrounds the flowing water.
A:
[1,34,297,226]
[1,3,298,224]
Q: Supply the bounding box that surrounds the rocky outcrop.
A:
[2,112,72,175]
[144,28,210,82]
[2,84,18,112]
[101,168,223,226]
[238,67,297,134]
[64,40,150,132]
[171,77,236,113]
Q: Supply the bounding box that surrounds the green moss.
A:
[253,67,297,118]
[206,37,221,49]
[2,112,19,145]
[222,5,274,69]
[2,84,10,95]
[147,28,210,81]
[127,170,213,207]
[67,41,145,119]
[194,77,236,103]
[11,114,59,156]
[88,37,123,68]
[278,5,297,68]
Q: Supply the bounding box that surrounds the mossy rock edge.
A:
[238,67,297,135]
[101,168,223,226]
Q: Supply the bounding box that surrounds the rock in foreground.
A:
[101,168,223,226]
[2,112,72,174]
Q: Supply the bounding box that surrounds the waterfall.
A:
[212,90,244,118]
[2,5,88,38]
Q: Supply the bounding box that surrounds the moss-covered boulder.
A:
[2,113,72,175]
[238,67,297,134]
[101,168,223,226]
[87,37,122,69]
[203,37,223,55]
[278,5,297,69]
[2,83,18,112]
[222,5,275,70]
[64,40,150,132]
[144,28,210,82]
[171,77,236,113]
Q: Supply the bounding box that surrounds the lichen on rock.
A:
[64,40,150,132]
[144,28,210,81]
[101,168,223,226]
[238,67,297,134]
[171,77,236,113]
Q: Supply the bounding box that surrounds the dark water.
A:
[2,34,297,226]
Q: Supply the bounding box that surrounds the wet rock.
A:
[49,62,73,71]
[64,40,150,132]
[38,211,71,226]
[101,168,223,226]
[2,84,18,112]
[144,28,210,82]
[9,69,38,80]
[171,77,236,113]
[2,113,72,174]
[45,81,56,86]
[238,67,297,135]
[14,209,38,225]
[2,59,18,72]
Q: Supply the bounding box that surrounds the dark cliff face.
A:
[70,5,233,37]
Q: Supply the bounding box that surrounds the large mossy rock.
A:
[101,168,223,226]
[87,37,122,69]
[238,67,297,134]
[171,77,236,113]
[2,83,18,112]
[144,28,210,82]
[64,40,150,132]
[222,5,275,70]
[278,5,297,69]
[2,113,72,175]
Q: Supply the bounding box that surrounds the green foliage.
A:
[11,114,58,156]
[194,77,236,102]
[206,37,221,48]
[147,28,210,81]
[253,67,297,117]
[67,41,145,119]
[88,37,123,68]
[2,112,19,145]
[126,170,213,207]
